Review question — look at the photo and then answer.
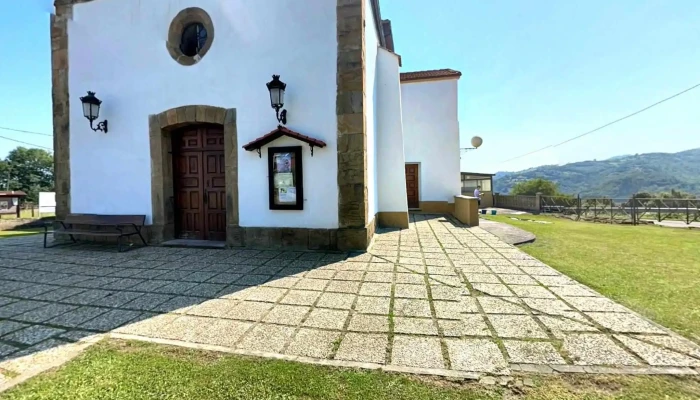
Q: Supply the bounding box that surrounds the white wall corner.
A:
[376,47,409,213]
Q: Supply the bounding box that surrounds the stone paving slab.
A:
[0,216,699,386]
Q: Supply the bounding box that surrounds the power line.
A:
[0,126,53,137]
[0,134,53,151]
[501,82,700,163]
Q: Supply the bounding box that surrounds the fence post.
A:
[535,192,542,213]
[687,200,690,225]
[610,198,614,224]
[577,194,581,221]
[631,195,636,226]
[593,199,597,221]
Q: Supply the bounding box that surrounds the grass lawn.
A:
[484,214,700,341]
[0,229,42,239]
[2,340,699,400]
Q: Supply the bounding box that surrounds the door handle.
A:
[204,192,208,205]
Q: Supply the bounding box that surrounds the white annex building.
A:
[51,0,464,250]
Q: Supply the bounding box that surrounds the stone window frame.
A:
[166,7,215,66]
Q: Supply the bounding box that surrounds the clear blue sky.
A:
[2,0,699,174]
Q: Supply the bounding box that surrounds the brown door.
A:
[173,125,226,241]
[405,164,420,209]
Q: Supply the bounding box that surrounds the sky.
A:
[1,0,699,174]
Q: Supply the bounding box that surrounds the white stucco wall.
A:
[401,78,461,203]
[376,49,408,213]
[67,0,338,228]
[365,0,379,223]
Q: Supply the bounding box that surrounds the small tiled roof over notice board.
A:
[243,126,327,153]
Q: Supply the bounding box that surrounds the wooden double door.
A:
[172,125,226,241]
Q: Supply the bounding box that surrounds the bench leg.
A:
[44,232,48,248]
[117,235,123,253]
[136,229,148,247]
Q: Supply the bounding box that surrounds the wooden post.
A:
[593,199,597,221]
[535,192,542,213]
[16,198,20,219]
[577,194,581,221]
[610,199,614,224]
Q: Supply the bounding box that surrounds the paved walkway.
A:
[478,218,536,245]
[650,220,700,229]
[0,215,698,387]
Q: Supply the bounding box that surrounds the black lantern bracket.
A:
[276,108,287,125]
[80,91,109,134]
[90,120,109,134]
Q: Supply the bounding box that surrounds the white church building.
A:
[51,0,463,250]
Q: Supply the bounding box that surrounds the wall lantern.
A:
[79,91,108,133]
[470,136,483,149]
[461,136,484,152]
[266,75,287,125]
[460,136,484,158]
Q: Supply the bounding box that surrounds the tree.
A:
[2,147,54,203]
[510,178,561,196]
[660,189,696,199]
[0,160,8,190]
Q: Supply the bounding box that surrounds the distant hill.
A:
[493,148,700,198]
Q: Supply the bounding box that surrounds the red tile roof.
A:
[400,69,462,82]
[242,126,327,151]
[0,191,27,197]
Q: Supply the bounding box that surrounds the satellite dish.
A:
[471,136,483,149]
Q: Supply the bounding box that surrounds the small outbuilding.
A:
[461,173,495,208]
[0,191,27,219]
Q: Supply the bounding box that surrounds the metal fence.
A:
[494,194,699,225]
[492,194,538,211]
[539,195,699,225]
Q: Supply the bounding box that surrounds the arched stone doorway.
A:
[149,106,240,245]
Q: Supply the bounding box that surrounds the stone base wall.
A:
[237,227,339,251]
[418,201,455,214]
[377,212,409,229]
[64,225,367,251]
[453,196,479,227]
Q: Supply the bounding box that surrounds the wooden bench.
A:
[45,214,147,252]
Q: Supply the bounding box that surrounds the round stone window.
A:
[167,8,215,66]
